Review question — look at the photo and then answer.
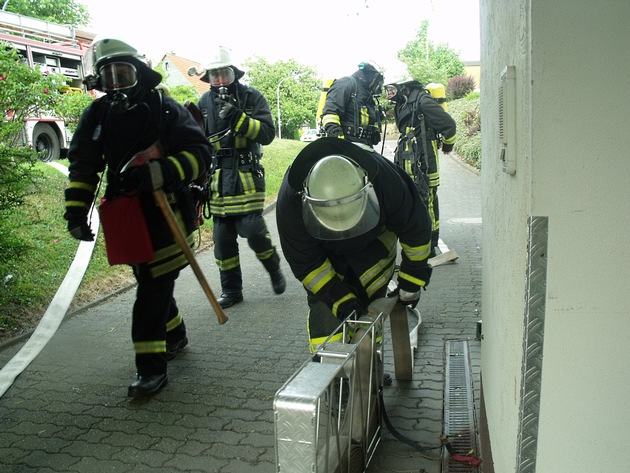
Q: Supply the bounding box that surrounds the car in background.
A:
[300,129,320,142]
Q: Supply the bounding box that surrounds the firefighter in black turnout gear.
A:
[64,38,212,397]
[197,46,285,309]
[321,62,385,147]
[385,74,456,256]
[276,138,433,351]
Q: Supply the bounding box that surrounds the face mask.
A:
[208,67,235,87]
[99,62,138,92]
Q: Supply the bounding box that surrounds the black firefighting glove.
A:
[67,218,95,242]
[130,160,177,192]
[441,143,454,154]
[370,129,381,146]
[217,97,242,126]
[324,123,344,138]
[338,299,366,321]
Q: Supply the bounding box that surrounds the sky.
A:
[78,0,480,79]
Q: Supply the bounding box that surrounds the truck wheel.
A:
[33,124,61,162]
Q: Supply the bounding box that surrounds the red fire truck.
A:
[1,10,94,161]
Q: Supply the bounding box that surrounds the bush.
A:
[465,91,480,101]
[447,75,476,100]
[1,44,86,215]
[448,96,481,170]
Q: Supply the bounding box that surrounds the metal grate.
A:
[442,340,478,473]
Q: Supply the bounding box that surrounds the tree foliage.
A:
[0,44,84,217]
[4,0,90,27]
[242,57,321,139]
[398,20,465,86]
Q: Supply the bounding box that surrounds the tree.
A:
[242,57,321,139]
[51,88,94,132]
[4,0,90,27]
[0,46,66,216]
[398,20,465,86]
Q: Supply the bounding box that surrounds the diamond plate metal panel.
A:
[516,216,548,473]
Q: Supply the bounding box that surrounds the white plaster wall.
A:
[480,1,531,471]
[481,0,630,472]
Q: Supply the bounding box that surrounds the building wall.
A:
[480,1,630,472]
[463,61,481,92]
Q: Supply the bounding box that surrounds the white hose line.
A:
[0,162,99,397]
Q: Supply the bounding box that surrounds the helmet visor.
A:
[302,182,380,240]
[99,62,138,92]
[209,67,235,87]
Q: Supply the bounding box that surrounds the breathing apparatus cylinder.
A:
[316,78,335,132]
[426,83,448,112]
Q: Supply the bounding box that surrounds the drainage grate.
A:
[442,340,478,473]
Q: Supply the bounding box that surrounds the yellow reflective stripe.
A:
[148,231,195,278]
[243,117,261,140]
[167,155,185,180]
[234,112,246,132]
[360,107,369,126]
[208,193,265,215]
[186,150,201,180]
[442,134,456,145]
[310,332,343,353]
[379,230,398,251]
[331,293,357,317]
[166,312,183,332]
[150,253,188,278]
[217,254,240,271]
[256,247,274,261]
[134,340,166,354]
[360,231,397,297]
[404,160,413,176]
[398,270,427,287]
[66,200,91,210]
[303,259,336,294]
[67,181,96,192]
[401,241,431,262]
[322,114,340,127]
[427,192,438,231]
[240,170,255,193]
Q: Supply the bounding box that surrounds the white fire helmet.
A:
[302,155,380,240]
[200,46,243,85]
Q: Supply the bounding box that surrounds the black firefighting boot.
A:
[165,337,188,361]
[262,252,286,294]
[217,293,243,308]
[128,373,168,398]
[218,267,243,308]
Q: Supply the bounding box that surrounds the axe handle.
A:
[153,189,228,325]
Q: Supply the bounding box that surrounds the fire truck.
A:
[0,10,94,161]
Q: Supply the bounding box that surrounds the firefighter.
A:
[197,46,286,308]
[321,62,385,147]
[276,137,433,352]
[64,38,212,398]
[385,74,456,256]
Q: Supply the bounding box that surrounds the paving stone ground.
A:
[0,147,482,473]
